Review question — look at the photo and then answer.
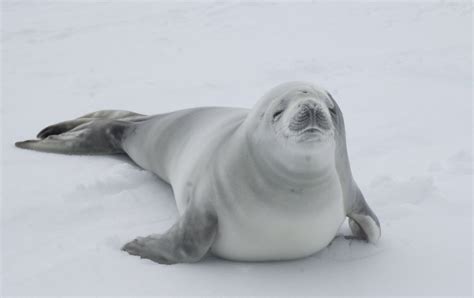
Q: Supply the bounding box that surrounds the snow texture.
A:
[1,1,472,296]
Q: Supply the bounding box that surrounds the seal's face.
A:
[270,89,335,144]
[245,82,340,180]
[245,82,339,173]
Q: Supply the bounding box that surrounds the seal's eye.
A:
[272,110,284,121]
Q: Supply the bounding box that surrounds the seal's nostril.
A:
[299,99,318,108]
[300,103,317,113]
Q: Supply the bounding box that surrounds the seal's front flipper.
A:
[348,214,380,244]
[16,119,129,155]
[347,187,381,244]
[122,203,218,264]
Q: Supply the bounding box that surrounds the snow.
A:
[1,1,472,296]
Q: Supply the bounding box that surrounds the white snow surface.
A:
[1,1,472,296]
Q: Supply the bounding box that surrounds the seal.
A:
[15,81,381,264]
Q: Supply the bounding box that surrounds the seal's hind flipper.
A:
[15,137,76,154]
[16,109,146,155]
[36,119,92,139]
[36,110,145,140]
[16,119,130,155]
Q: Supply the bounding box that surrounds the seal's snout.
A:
[297,101,318,110]
[289,101,330,133]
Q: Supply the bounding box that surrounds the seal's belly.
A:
[211,194,345,261]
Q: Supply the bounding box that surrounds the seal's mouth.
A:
[296,126,326,142]
[300,127,323,135]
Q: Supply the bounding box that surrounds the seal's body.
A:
[123,107,344,261]
[16,82,381,264]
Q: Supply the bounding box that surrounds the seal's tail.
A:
[15,110,146,155]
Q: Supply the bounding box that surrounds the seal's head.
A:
[247,82,337,147]
[244,82,339,177]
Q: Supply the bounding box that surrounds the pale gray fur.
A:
[15,82,380,264]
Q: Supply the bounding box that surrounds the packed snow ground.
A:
[2,1,472,296]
